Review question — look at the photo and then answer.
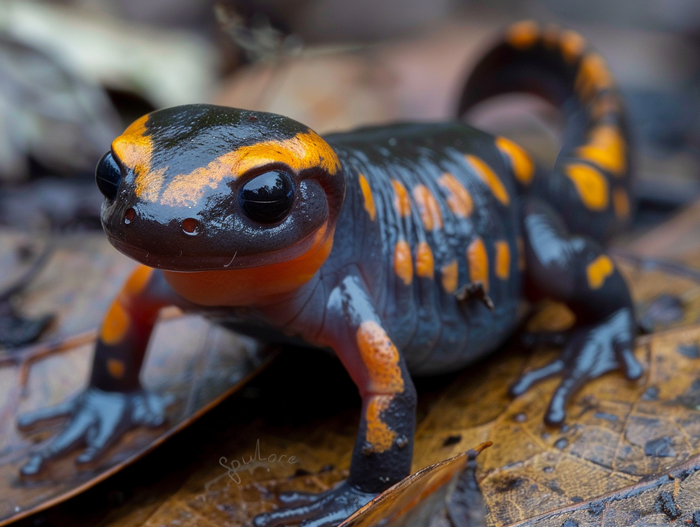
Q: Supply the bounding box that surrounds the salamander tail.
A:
[458,21,632,242]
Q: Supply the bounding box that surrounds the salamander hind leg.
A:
[512,197,643,425]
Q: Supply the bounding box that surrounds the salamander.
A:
[18,21,642,527]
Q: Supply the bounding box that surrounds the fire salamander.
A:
[19,22,642,526]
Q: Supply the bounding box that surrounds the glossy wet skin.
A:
[20,21,643,527]
[97,106,345,272]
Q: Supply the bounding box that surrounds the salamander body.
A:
[19,22,642,527]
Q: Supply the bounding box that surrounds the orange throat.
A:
[162,225,334,307]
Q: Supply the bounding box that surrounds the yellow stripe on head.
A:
[159,131,340,208]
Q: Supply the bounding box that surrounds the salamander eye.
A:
[95,152,122,200]
[239,171,294,224]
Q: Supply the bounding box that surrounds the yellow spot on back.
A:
[612,187,631,219]
[107,359,125,379]
[416,242,435,279]
[467,238,489,292]
[438,173,473,217]
[586,255,614,289]
[506,21,540,49]
[441,260,459,294]
[394,240,413,285]
[495,137,534,185]
[101,301,129,345]
[466,155,510,205]
[159,131,340,208]
[392,180,411,217]
[413,185,443,230]
[565,163,609,210]
[575,52,613,100]
[358,174,376,220]
[576,124,627,176]
[495,241,511,280]
[560,30,586,63]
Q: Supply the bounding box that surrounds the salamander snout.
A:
[96,152,121,200]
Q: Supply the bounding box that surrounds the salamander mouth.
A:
[106,222,329,272]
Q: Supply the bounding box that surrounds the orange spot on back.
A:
[560,30,586,63]
[394,240,413,285]
[159,131,340,208]
[413,185,443,230]
[107,359,125,379]
[467,238,489,292]
[438,173,473,217]
[416,242,435,279]
[575,52,613,100]
[441,260,459,294]
[576,124,627,176]
[506,21,540,49]
[586,255,614,289]
[392,180,411,217]
[466,155,510,205]
[495,137,534,185]
[358,174,376,220]
[612,187,631,219]
[565,163,609,210]
[101,301,130,345]
[495,241,511,280]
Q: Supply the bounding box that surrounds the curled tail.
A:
[458,21,632,242]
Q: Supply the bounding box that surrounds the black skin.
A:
[18,24,644,527]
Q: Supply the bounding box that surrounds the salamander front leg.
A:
[17,267,179,475]
[254,274,416,527]
[514,198,643,425]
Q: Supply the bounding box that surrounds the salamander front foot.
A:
[253,481,376,527]
[18,386,171,476]
[511,308,643,425]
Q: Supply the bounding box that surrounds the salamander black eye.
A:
[239,171,294,224]
[95,152,122,200]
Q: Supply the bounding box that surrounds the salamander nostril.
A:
[182,218,199,235]
[124,208,136,224]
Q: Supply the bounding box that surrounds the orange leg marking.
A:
[107,359,126,379]
[564,163,609,211]
[101,301,130,345]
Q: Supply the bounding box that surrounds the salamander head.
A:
[96,104,345,277]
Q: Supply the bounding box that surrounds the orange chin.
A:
[162,223,334,307]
